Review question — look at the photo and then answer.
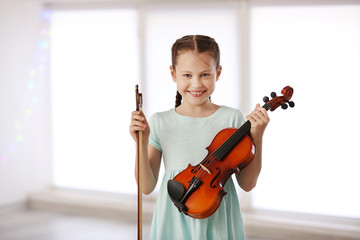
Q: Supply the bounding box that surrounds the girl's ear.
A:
[216,65,222,81]
[170,65,176,82]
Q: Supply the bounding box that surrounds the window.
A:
[51,9,139,193]
[49,2,360,219]
[50,6,240,194]
[250,5,360,218]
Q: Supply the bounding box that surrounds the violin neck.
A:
[212,104,270,161]
[212,120,251,161]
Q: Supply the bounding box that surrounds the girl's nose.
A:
[191,77,203,88]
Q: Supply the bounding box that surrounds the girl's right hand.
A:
[129,111,150,142]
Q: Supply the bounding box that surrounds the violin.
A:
[167,86,295,219]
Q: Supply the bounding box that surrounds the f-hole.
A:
[210,167,221,188]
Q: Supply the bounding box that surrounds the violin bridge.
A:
[200,164,212,175]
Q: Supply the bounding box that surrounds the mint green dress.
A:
[148,106,246,240]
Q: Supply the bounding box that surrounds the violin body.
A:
[168,86,294,219]
[172,129,255,219]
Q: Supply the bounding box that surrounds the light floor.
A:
[0,208,150,240]
[0,208,266,240]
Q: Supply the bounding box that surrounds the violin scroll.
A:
[263,86,295,111]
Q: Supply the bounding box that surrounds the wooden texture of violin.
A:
[172,130,255,219]
[168,86,295,219]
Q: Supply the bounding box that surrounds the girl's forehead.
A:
[176,51,216,68]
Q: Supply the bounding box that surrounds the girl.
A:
[130,35,269,240]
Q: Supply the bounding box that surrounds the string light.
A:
[1,9,51,163]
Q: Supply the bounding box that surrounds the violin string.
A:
[196,154,220,180]
[195,121,251,182]
[213,121,251,160]
[226,121,251,152]
[203,155,217,175]
[195,154,212,179]
[213,129,241,159]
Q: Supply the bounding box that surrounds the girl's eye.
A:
[184,74,191,78]
[201,73,209,77]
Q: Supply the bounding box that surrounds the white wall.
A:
[0,0,52,206]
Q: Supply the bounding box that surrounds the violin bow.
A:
[135,85,143,240]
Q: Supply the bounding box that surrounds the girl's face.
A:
[170,51,222,108]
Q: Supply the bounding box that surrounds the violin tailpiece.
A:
[167,177,203,214]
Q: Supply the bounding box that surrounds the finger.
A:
[133,111,148,120]
[248,111,268,127]
[250,112,261,122]
[132,116,143,123]
[250,106,264,119]
[132,113,145,122]
[250,104,263,118]
[257,106,268,115]
[131,110,141,117]
[141,113,148,124]
[257,108,270,122]
[130,124,146,134]
[132,125,146,132]
[254,106,269,120]
[130,119,146,129]
[131,110,142,116]
[246,115,257,125]
[255,109,267,120]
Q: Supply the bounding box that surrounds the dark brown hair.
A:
[171,35,220,107]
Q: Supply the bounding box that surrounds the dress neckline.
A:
[172,105,224,120]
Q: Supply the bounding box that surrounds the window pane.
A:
[51,9,139,193]
[250,5,360,218]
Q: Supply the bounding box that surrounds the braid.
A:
[175,91,182,107]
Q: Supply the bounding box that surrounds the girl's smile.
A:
[188,90,206,97]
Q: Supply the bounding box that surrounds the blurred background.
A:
[0,0,360,239]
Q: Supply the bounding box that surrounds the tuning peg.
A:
[263,96,269,103]
[288,101,295,108]
[281,104,288,109]
[271,92,277,98]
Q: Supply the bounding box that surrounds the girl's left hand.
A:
[246,104,270,141]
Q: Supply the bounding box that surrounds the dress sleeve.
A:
[148,113,162,152]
